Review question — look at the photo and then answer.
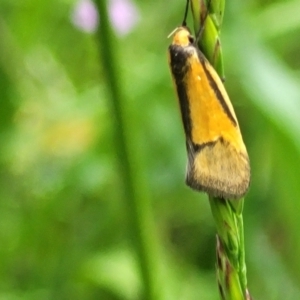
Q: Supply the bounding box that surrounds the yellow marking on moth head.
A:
[169,26,192,47]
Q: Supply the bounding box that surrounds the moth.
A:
[168,26,250,199]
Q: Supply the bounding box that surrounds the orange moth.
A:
[168,26,250,199]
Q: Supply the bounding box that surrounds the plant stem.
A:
[190,0,252,298]
[93,2,160,300]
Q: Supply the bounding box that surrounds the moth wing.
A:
[186,138,250,199]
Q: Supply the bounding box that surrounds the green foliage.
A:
[0,0,300,299]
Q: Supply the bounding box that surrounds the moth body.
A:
[168,27,250,199]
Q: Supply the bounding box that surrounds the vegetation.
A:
[1,0,300,299]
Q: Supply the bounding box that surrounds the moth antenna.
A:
[182,0,190,26]
[167,27,180,39]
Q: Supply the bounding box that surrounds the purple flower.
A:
[71,0,140,36]
[109,0,140,36]
[71,0,99,33]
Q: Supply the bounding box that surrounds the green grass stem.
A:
[93,2,160,300]
[189,0,252,298]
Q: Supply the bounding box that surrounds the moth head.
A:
[168,26,195,47]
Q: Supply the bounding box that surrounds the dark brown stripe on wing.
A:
[192,136,225,152]
[169,45,193,139]
[192,140,218,152]
[197,50,237,126]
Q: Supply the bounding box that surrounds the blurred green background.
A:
[1,0,300,299]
